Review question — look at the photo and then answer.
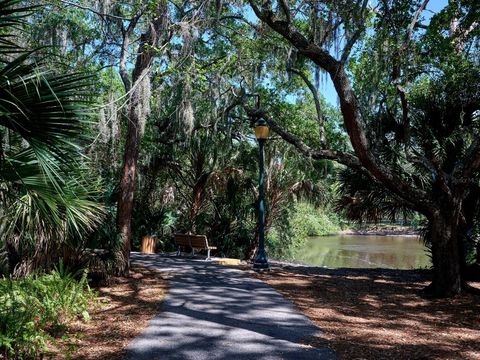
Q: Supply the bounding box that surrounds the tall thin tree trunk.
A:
[115,2,168,274]
[116,93,142,273]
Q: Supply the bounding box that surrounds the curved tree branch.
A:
[340,0,369,64]
[287,67,326,146]
[247,0,434,214]
[407,0,430,42]
[118,12,144,92]
[243,105,422,211]
[243,106,361,170]
[279,0,291,23]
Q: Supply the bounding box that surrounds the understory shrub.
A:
[0,265,94,359]
[291,202,342,237]
[268,202,342,260]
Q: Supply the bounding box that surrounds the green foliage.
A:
[0,264,94,358]
[268,202,342,259]
[207,167,257,258]
[20,0,350,264]
[0,0,104,275]
[292,202,342,237]
[335,167,416,223]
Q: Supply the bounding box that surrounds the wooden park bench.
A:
[174,233,217,260]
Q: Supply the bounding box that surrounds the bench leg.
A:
[206,249,211,261]
[191,248,195,257]
[176,246,181,256]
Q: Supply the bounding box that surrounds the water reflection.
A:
[293,234,431,269]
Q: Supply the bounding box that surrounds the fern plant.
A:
[0,267,94,359]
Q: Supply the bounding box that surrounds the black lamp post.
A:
[253,118,270,271]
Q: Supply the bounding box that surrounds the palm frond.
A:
[335,167,416,223]
[0,0,39,55]
[1,150,105,244]
[0,1,102,275]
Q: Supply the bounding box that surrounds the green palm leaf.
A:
[0,1,103,274]
[0,0,38,55]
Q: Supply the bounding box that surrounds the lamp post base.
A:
[252,249,270,271]
[252,262,270,271]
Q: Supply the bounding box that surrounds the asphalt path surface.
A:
[125,253,335,360]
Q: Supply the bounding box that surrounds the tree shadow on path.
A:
[125,254,336,360]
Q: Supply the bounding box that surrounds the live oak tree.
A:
[114,1,218,272]
[244,0,480,296]
[13,0,479,296]
[33,0,349,273]
[50,0,171,273]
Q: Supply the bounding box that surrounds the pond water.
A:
[292,234,431,269]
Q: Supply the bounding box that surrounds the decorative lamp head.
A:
[254,118,269,140]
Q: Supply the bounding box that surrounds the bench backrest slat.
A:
[174,234,190,246]
[189,235,208,248]
[174,233,209,248]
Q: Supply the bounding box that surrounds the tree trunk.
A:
[5,240,20,274]
[116,95,142,274]
[429,211,463,297]
[246,230,259,261]
[115,2,168,274]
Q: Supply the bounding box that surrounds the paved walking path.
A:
[125,253,335,360]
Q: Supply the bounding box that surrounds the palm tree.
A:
[0,0,103,276]
[335,167,416,224]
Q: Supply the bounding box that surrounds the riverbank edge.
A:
[272,229,426,269]
[264,259,430,278]
[338,225,420,237]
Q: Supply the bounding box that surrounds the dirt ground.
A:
[42,261,479,359]
[254,265,480,360]
[48,266,168,359]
